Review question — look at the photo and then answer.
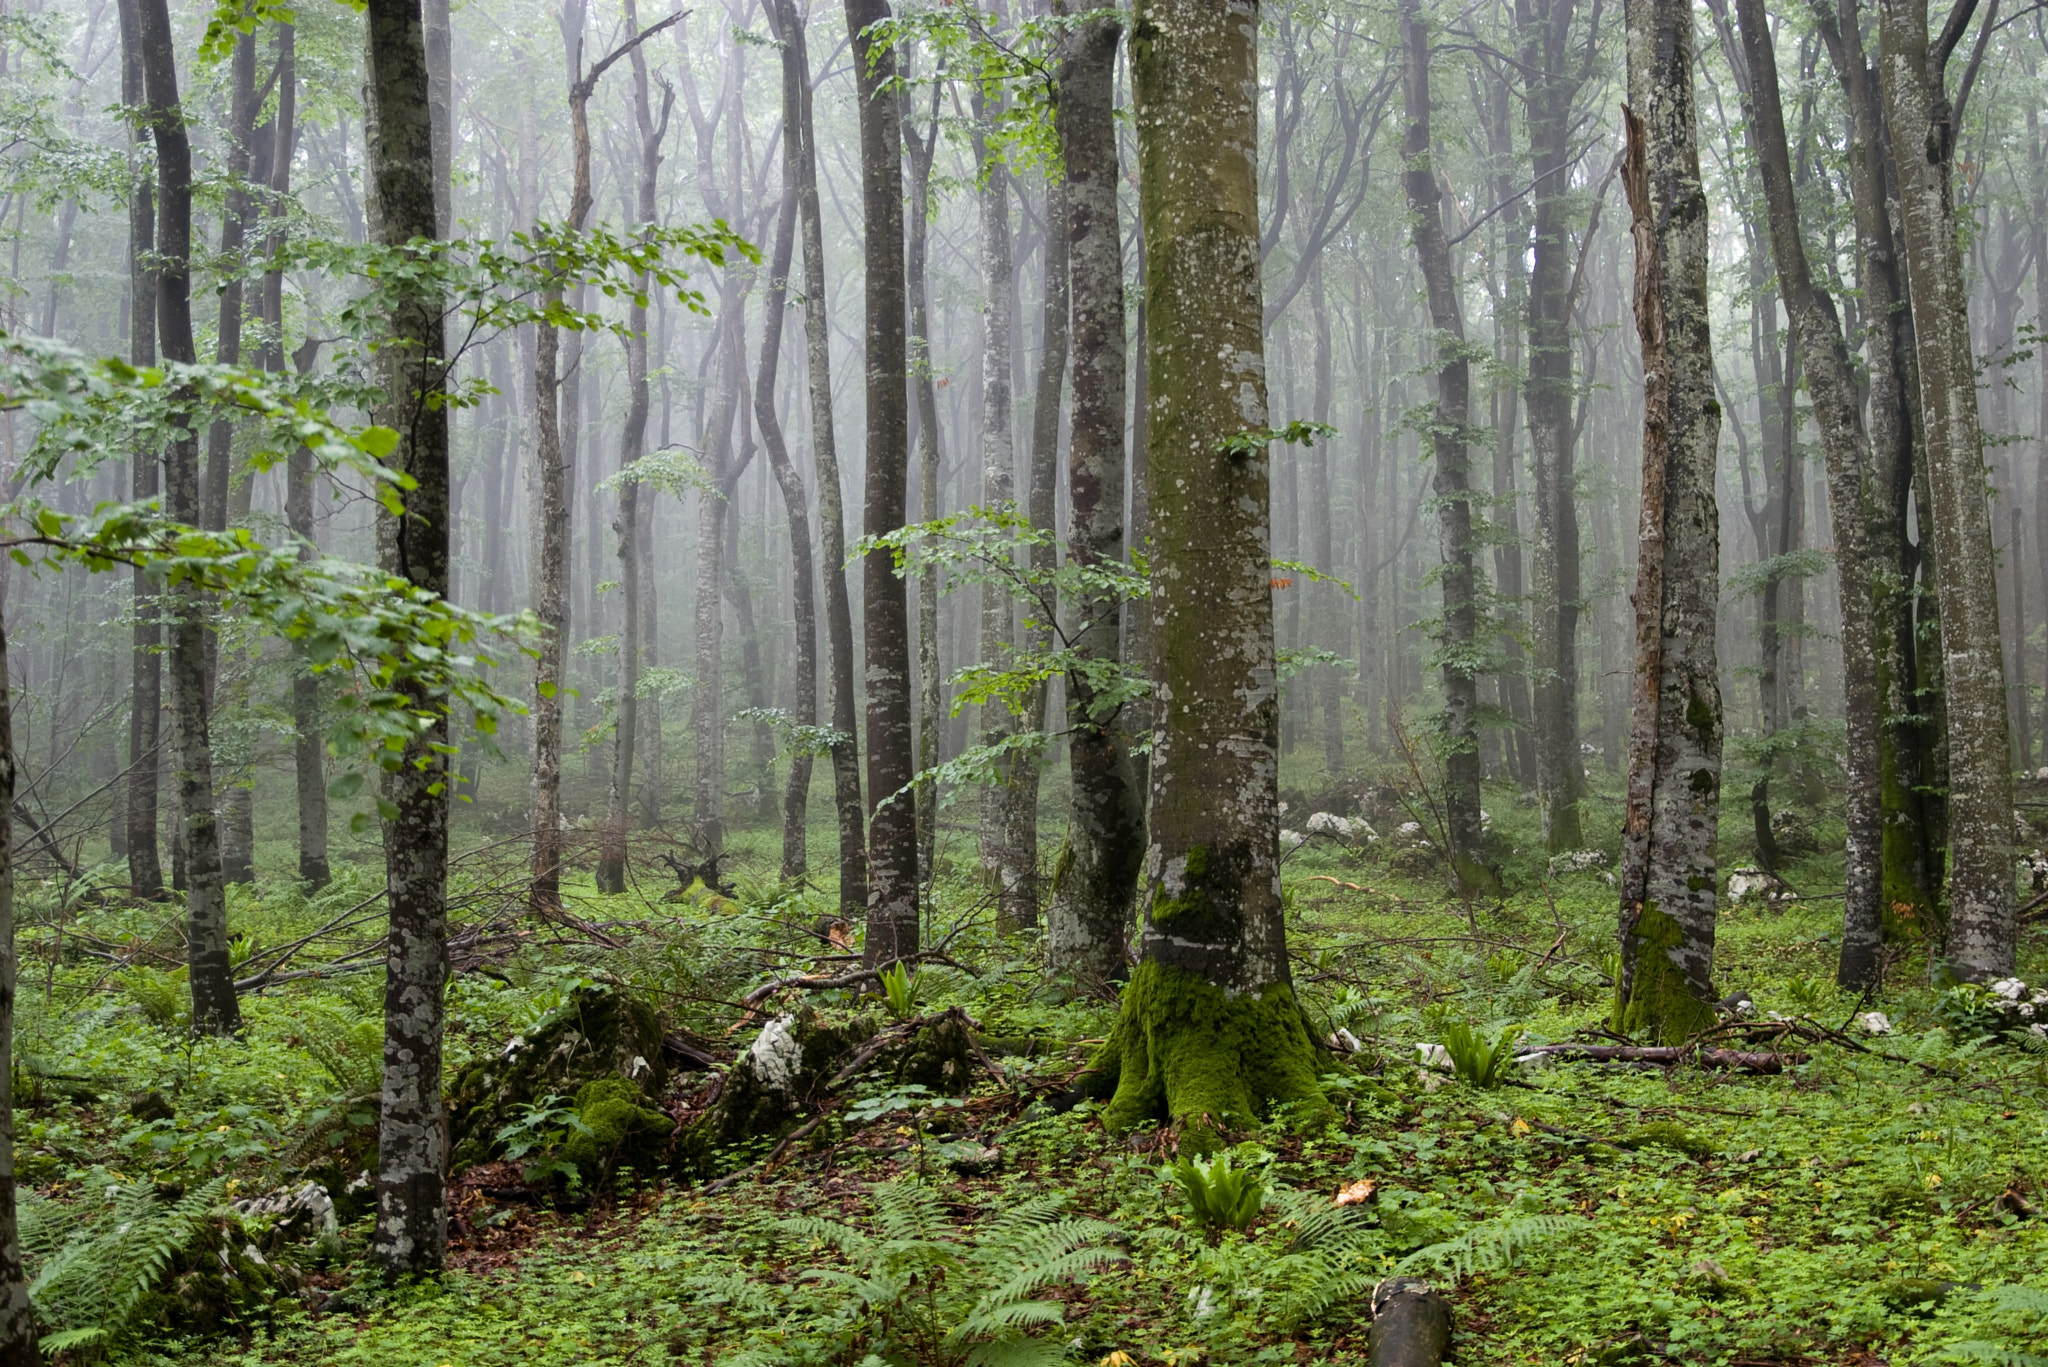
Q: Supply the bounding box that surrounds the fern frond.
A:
[1985,1285,2048,1316]
[951,1298,1068,1336]
[871,1178,949,1243]
[1394,1213,1575,1284]
[963,1336,1077,1367]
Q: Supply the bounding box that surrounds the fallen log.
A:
[1516,1043,1805,1072]
[1369,1277,1451,1367]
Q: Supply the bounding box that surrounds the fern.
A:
[695,1179,1122,1367]
[1393,1213,1576,1285]
[1944,1285,2048,1366]
[23,1173,227,1352]
[1261,1187,1387,1331]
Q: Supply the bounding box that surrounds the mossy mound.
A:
[560,1077,675,1183]
[1619,1121,1715,1158]
[897,1011,977,1095]
[449,985,669,1169]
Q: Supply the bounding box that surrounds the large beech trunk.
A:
[846,0,919,965]
[1815,0,1940,959]
[1615,0,1725,1044]
[363,0,452,1276]
[134,0,240,1037]
[1876,0,2016,980]
[1519,0,1587,853]
[1047,4,1143,983]
[1084,0,1329,1146]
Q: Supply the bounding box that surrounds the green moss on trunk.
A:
[1089,960,1331,1151]
[1615,901,1716,1043]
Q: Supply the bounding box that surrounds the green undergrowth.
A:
[12,765,2048,1364]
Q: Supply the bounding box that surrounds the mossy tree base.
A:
[1084,961,1331,1152]
[1616,901,1717,1044]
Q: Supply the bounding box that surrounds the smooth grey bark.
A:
[1615,0,1724,1043]
[1018,174,1069,914]
[363,0,452,1277]
[693,301,746,852]
[847,0,919,966]
[1308,269,1344,775]
[1401,0,1491,891]
[775,0,866,922]
[0,609,40,1366]
[597,2,673,895]
[905,75,942,886]
[1876,0,2015,980]
[118,0,162,902]
[973,96,1027,928]
[1518,0,1588,852]
[135,0,240,1037]
[1815,0,1941,955]
[1729,0,1885,989]
[1047,4,1142,984]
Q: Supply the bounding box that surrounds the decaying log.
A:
[1516,1043,1804,1072]
[1369,1276,1451,1367]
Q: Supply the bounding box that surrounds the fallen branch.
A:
[1516,1043,1806,1072]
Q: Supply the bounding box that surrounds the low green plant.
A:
[495,1094,593,1193]
[877,961,922,1020]
[709,1177,1124,1367]
[1439,1020,1518,1088]
[1171,1151,1266,1242]
[21,1173,281,1355]
[1943,1284,2048,1364]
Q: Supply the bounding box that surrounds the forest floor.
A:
[13,766,2048,1365]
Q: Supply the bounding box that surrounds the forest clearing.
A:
[2,0,2048,1361]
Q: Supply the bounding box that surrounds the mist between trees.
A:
[0,0,2038,1354]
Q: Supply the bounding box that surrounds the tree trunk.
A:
[1048,4,1143,984]
[1815,0,1940,952]
[1615,0,1724,1044]
[778,0,866,923]
[364,0,452,1277]
[135,0,240,1037]
[1085,0,1329,1147]
[1401,0,1491,892]
[846,0,918,965]
[1729,0,1886,989]
[1309,268,1344,776]
[1876,0,2015,980]
[904,78,943,887]
[973,97,1027,928]
[1520,0,1586,852]
[0,609,41,1366]
[596,4,672,895]
[1006,172,1069,931]
[118,0,163,902]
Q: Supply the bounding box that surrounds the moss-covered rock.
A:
[560,1077,675,1183]
[448,984,669,1169]
[704,1008,875,1149]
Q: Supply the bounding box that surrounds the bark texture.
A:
[364,0,452,1277]
[1048,6,1143,984]
[1615,0,1724,1044]
[1876,0,2015,979]
[1519,0,1588,852]
[846,0,919,965]
[1087,0,1329,1146]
